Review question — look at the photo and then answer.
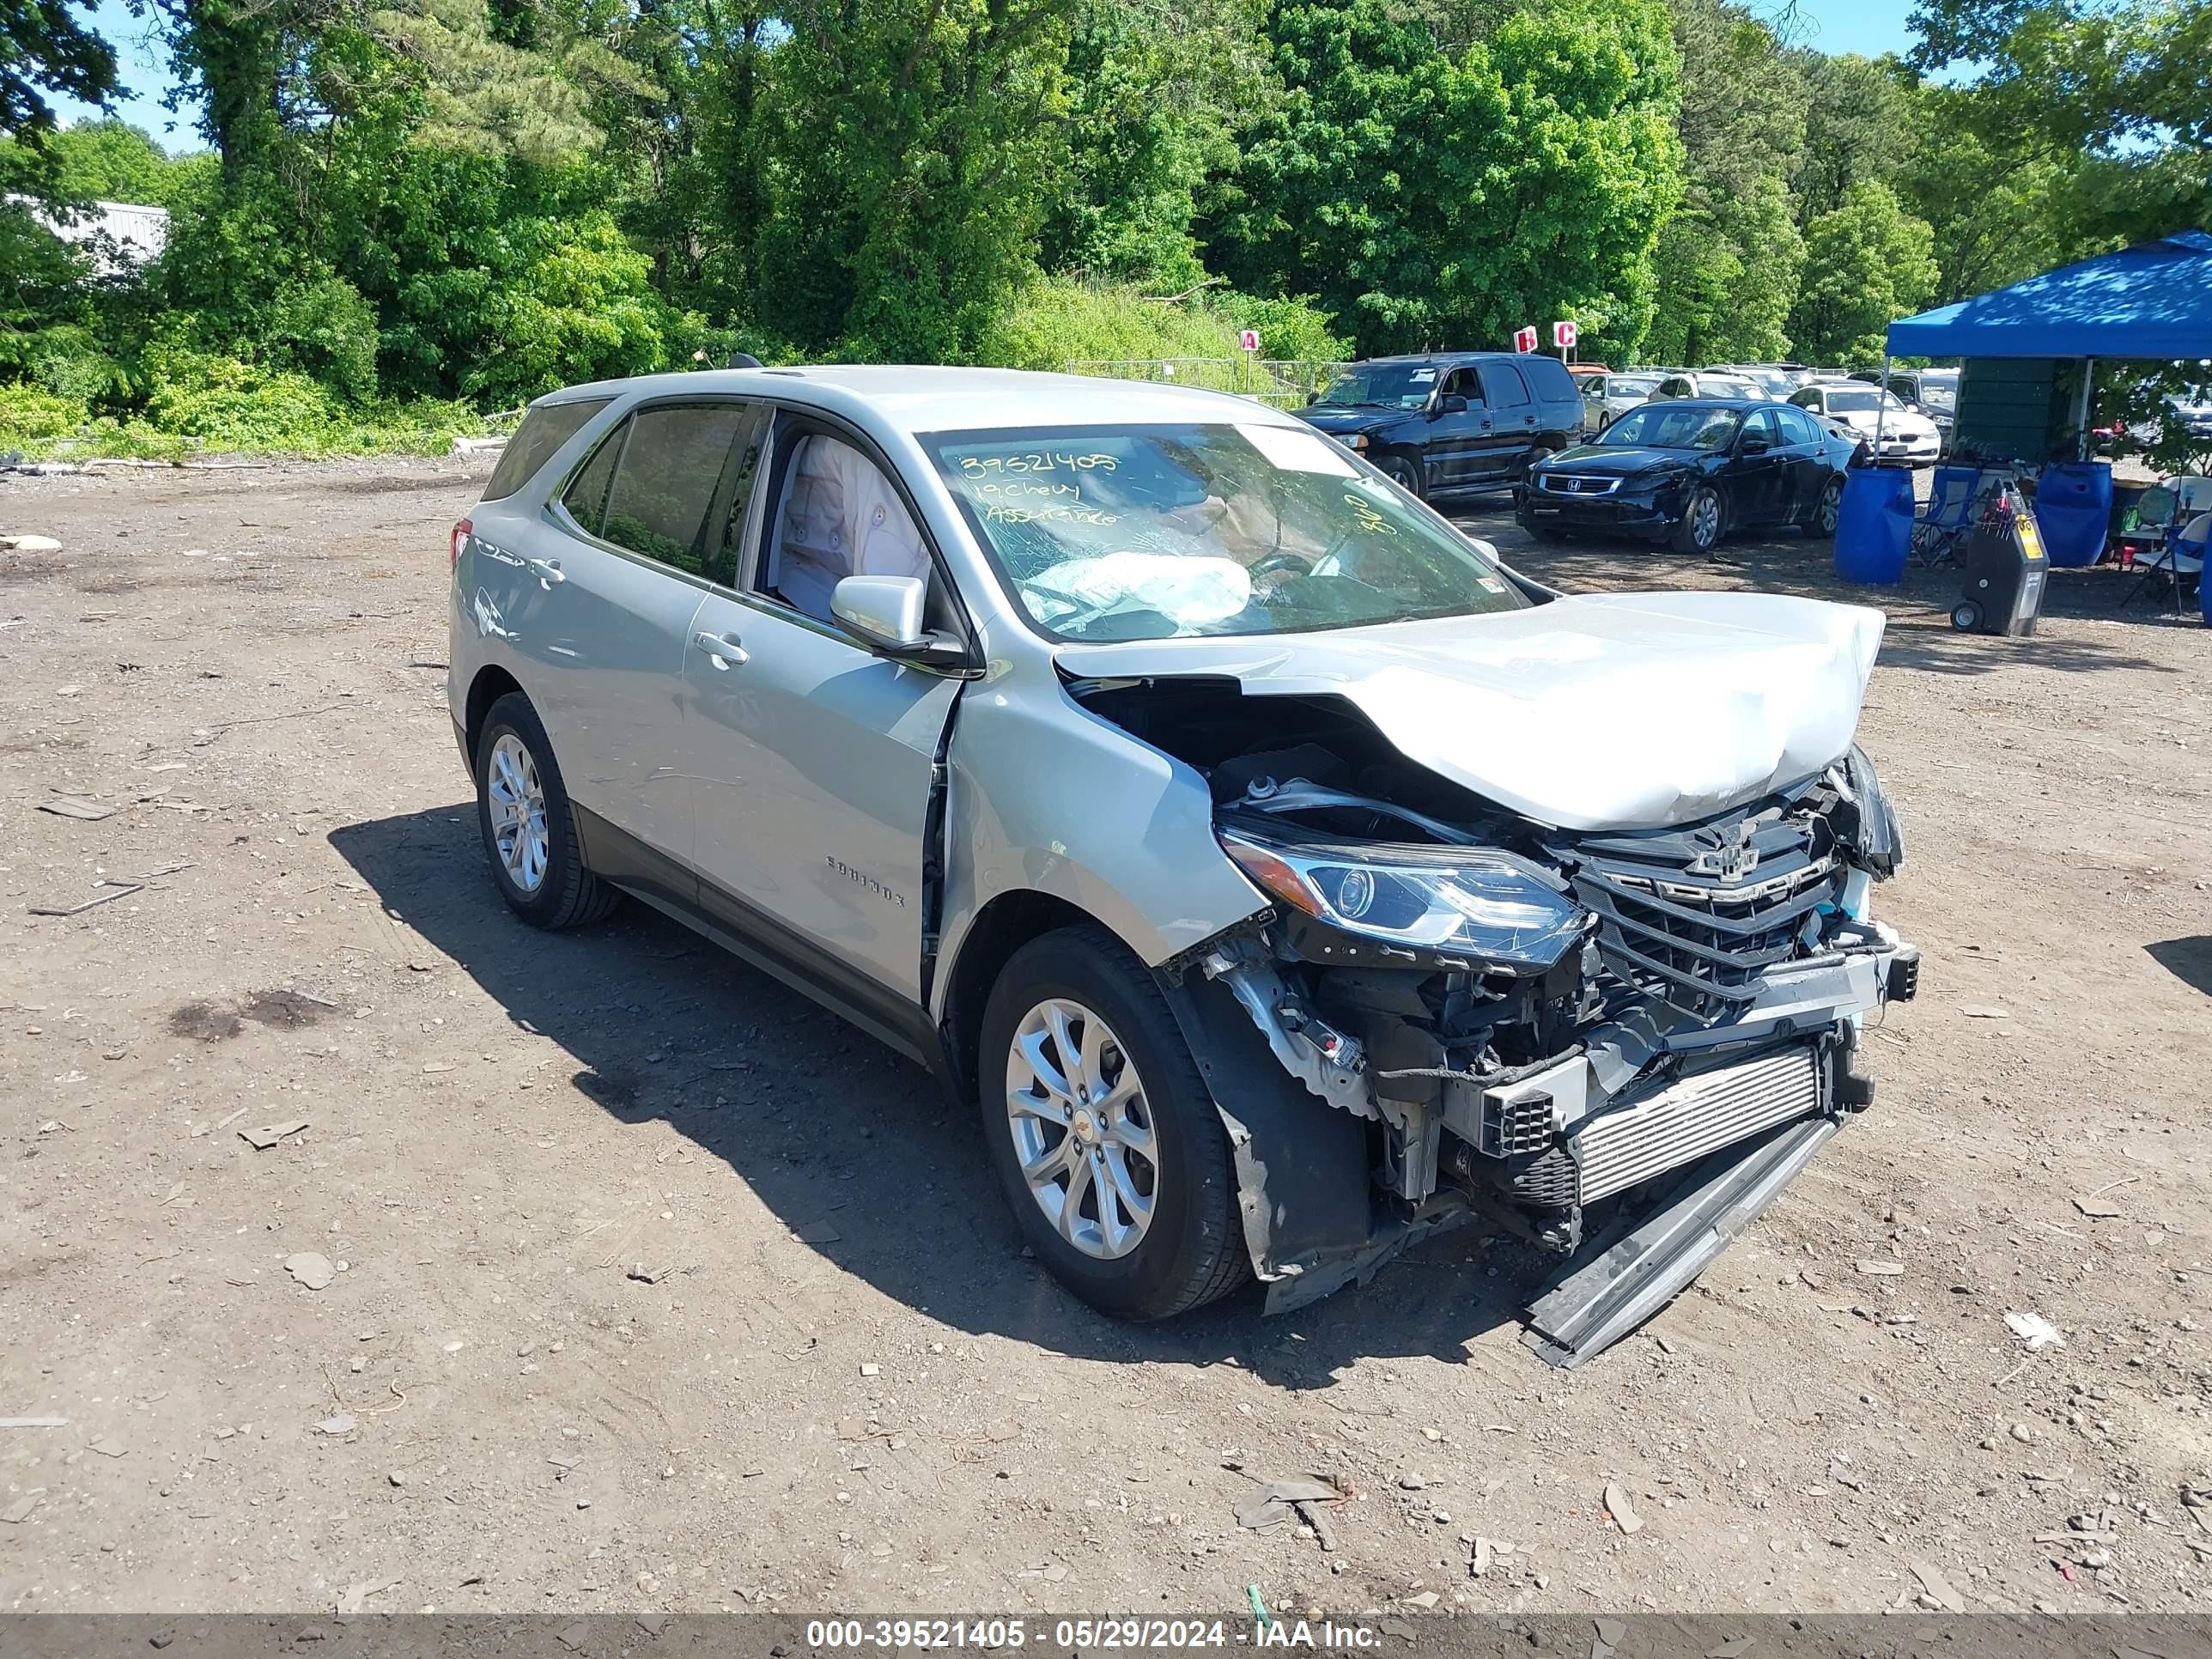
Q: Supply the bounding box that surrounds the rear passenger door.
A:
[678,410,968,1031]
[1773,405,1832,521]
[491,399,758,884]
[1474,362,1535,483]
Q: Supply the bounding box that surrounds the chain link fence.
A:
[1060,358,1350,410]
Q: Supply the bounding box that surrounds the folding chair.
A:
[1911,465,1990,567]
[2126,509,2209,613]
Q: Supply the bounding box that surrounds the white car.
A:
[1650,371,1773,404]
[1575,370,1665,434]
[1790,381,1942,464]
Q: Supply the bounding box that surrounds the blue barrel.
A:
[2035,460,2112,568]
[1835,465,1913,583]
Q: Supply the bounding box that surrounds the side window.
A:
[1741,409,1780,447]
[483,398,611,501]
[1478,362,1531,408]
[1443,368,1483,406]
[560,422,625,537]
[1520,357,1577,401]
[1783,407,1823,445]
[601,404,755,579]
[1583,376,1605,398]
[1787,388,1818,410]
[760,429,933,627]
[1890,376,1917,401]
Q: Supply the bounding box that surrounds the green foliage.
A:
[0,384,93,448]
[978,276,1346,369]
[1789,181,1939,367]
[1206,0,1682,360]
[750,0,1079,363]
[0,0,119,187]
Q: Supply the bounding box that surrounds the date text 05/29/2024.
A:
[802,1619,1385,1650]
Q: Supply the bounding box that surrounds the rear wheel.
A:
[474,692,618,930]
[1379,453,1424,498]
[1671,485,1725,554]
[1950,600,1984,632]
[979,926,1249,1321]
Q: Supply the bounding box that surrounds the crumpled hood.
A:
[1057,591,1886,831]
[1295,406,1391,437]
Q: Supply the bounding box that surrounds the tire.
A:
[473,691,619,930]
[1950,600,1983,632]
[1379,453,1424,499]
[979,925,1249,1321]
[1811,475,1844,538]
[1670,484,1725,554]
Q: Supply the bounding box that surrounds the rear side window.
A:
[1778,406,1821,445]
[1478,362,1531,407]
[602,404,757,579]
[560,425,624,535]
[482,398,610,501]
[1518,356,1577,401]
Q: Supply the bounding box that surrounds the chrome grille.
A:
[1563,814,1841,1023]
[1540,473,1621,496]
[1573,1046,1822,1203]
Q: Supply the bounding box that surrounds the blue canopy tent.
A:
[1875,229,2212,463]
[1836,230,2212,576]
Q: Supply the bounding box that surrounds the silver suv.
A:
[448,367,1919,1352]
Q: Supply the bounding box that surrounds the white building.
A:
[4,197,169,271]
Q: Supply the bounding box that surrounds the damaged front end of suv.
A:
[1070,653,1919,1365]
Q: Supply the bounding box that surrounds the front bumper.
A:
[1867,429,1941,463]
[1517,483,1679,538]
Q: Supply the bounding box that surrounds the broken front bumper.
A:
[1176,926,1918,1364]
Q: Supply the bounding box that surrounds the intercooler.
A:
[1571,1045,1823,1203]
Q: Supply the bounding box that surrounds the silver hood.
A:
[1056,591,1885,831]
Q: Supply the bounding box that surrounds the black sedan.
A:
[1516,398,1856,553]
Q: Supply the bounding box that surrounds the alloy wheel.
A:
[1006,998,1158,1260]
[486,732,550,895]
[1688,488,1723,550]
[1817,478,1843,536]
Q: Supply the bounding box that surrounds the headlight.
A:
[1836,744,1903,878]
[1347,433,1370,450]
[1218,827,1585,969]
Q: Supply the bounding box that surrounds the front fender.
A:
[933,680,1267,1016]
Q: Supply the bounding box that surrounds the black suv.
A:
[1296,352,1585,499]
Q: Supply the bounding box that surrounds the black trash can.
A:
[1951,483,2050,635]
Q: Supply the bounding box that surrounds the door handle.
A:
[525,557,566,586]
[694,630,750,669]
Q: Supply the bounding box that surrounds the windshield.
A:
[1825,386,1903,414]
[1738,368,1796,397]
[1314,363,1441,410]
[1610,374,1660,398]
[924,423,1530,642]
[1917,372,1958,409]
[1597,404,1741,451]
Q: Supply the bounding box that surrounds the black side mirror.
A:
[1740,433,1771,455]
[1432,394,1468,417]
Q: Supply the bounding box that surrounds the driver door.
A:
[1729,409,1789,526]
[678,412,964,1024]
[1425,368,1491,493]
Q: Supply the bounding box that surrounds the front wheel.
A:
[979,926,1249,1321]
[1378,453,1424,499]
[1811,476,1844,538]
[1671,485,1725,554]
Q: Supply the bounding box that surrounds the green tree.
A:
[749,0,1079,362]
[1,0,120,173]
[1206,0,1681,358]
[1645,0,1806,363]
[1788,180,1938,365]
[1788,52,1917,228]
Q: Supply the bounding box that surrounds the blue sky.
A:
[58,0,1926,153]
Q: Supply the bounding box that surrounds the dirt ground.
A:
[3,455,2210,1621]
